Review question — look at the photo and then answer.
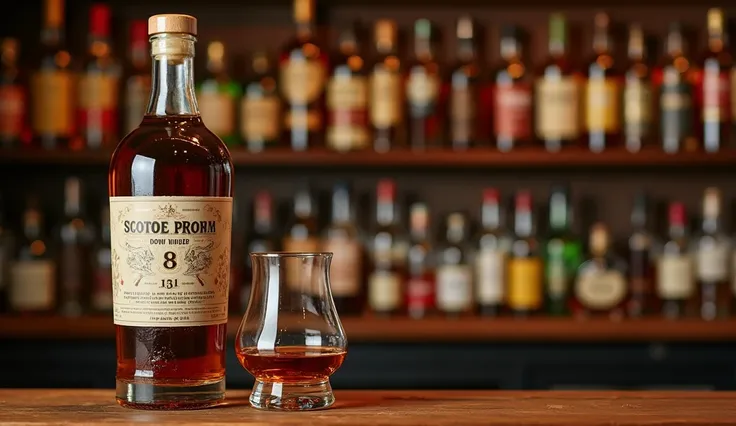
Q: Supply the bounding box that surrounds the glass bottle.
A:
[91,204,112,313]
[507,190,543,317]
[627,192,655,318]
[197,41,241,146]
[449,16,481,151]
[623,24,653,152]
[406,202,434,319]
[123,20,151,136]
[475,188,510,316]
[241,51,280,152]
[436,212,473,317]
[370,19,404,152]
[368,179,404,316]
[494,25,533,152]
[0,38,29,148]
[407,19,443,150]
[283,186,320,254]
[658,202,695,319]
[243,191,277,310]
[694,187,731,320]
[700,8,732,152]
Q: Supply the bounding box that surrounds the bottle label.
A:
[282,237,321,293]
[0,85,25,138]
[370,69,402,127]
[124,76,151,135]
[280,59,326,104]
[660,81,693,142]
[31,70,74,136]
[10,260,55,311]
[450,84,476,142]
[241,96,280,142]
[702,69,730,123]
[407,276,434,311]
[507,257,542,310]
[494,84,532,139]
[575,269,626,310]
[285,109,322,132]
[696,243,728,282]
[407,69,439,117]
[199,92,236,136]
[78,73,119,138]
[436,264,472,312]
[475,249,505,305]
[624,80,652,137]
[327,76,369,151]
[109,196,233,327]
[323,238,362,297]
[92,248,113,311]
[657,255,694,300]
[535,78,580,140]
[546,246,567,298]
[368,271,401,311]
[585,78,620,132]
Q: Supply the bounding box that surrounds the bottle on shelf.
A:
[323,182,364,315]
[474,188,510,316]
[326,26,369,153]
[658,202,695,319]
[543,185,582,317]
[700,8,732,152]
[493,25,532,152]
[91,204,112,313]
[585,12,622,152]
[657,22,696,153]
[507,190,543,317]
[241,51,280,153]
[573,223,628,320]
[280,0,328,151]
[123,20,151,136]
[197,41,241,146]
[407,19,443,150]
[406,202,434,319]
[370,19,404,153]
[436,212,473,317]
[368,179,405,316]
[283,185,321,294]
[9,196,55,314]
[0,195,14,313]
[623,23,653,153]
[535,13,581,152]
[31,0,75,150]
[449,16,481,151]
[694,187,731,320]
[627,192,655,318]
[243,191,277,310]
[78,3,120,150]
[0,38,28,148]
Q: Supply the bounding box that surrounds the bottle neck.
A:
[500,37,521,61]
[515,209,533,237]
[703,215,721,234]
[376,198,395,226]
[549,197,570,232]
[42,26,63,48]
[457,38,475,62]
[481,202,500,230]
[669,223,686,239]
[593,28,611,54]
[147,34,199,117]
[331,190,352,224]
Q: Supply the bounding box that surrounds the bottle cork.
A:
[148,14,197,36]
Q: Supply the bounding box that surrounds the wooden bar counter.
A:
[1,390,735,425]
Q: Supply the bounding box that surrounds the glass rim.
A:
[250,252,333,258]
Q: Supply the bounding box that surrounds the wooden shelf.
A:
[2,315,736,342]
[2,147,736,169]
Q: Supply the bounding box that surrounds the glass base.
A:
[116,378,225,410]
[249,379,335,411]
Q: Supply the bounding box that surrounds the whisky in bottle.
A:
[0,38,28,148]
[624,24,653,152]
[695,188,731,320]
[198,41,241,146]
[283,186,321,295]
[241,52,280,152]
[407,19,443,150]
[91,205,113,313]
[543,185,581,316]
[370,20,404,152]
[658,202,695,319]
[406,202,435,319]
[700,8,732,152]
[123,20,151,136]
[243,191,277,309]
[494,25,533,152]
[507,191,543,317]
[475,189,510,317]
[449,17,481,150]
[109,14,234,409]
[627,192,655,318]
[436,212,473,317]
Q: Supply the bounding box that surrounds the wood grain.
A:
[0,389,734,425]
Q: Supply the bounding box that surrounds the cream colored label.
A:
[370,70,402,127]
[280,60,326,104]
[436,264,472,312]
[241,96,280,141]
[697,243,729,282]
[475,249,505,305]
[10,260,55,311]
[585,79,620,132]
[327,76,369,151]
[79,74,119,109]
[31,71,74,135]
[283,237,320,293]
[199,92,235,135]
[368,271,401,311]
[658,255,694,300]
[328,76,368,109]
[624,81,652,126]
[535,78,580,140]
[324,238,362,297]
[575,269,626,310]
[109,196,233,327]
[125,76,151,134]
[407,71,439,106]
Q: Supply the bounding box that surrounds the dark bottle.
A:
[623,24,653,152]
[627,192,655,318]
[436,212,473,317]
[0,38,29,148]
[700,8,732,152]
[0,195,14,313]
[585,12,622,152]
[123,20,151,136]
[406,19,443,150]
[507,191,543,317]
[657,202,695,319]
[474,189,510,316]
[241,52,280,152]
[494,25,533,152]
[198,41,241,147]
[280,0,328,151]
[91,205,112,313]
[449,16,481,150]
[243,191,277,310]
[370,19,404,153]
[406,202,434,319]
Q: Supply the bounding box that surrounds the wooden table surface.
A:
[1,389,735,425]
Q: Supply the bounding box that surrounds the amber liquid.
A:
[237,346,346,383]
[110,115,232,409]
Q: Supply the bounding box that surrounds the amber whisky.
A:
[108,14,234,409]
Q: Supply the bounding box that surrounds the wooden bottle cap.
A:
[148,14,197,36]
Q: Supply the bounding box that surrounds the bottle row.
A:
[2,177,735,320]
[2,1,736,154]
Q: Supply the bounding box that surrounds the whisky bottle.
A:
[436,212,473,317]
[657,22,695,153]
[585,12,622,152]
[283,186,320,294]
[91,204,112,313]
[32,0,75,149]
[658,202,694,319]
[243,191,277,309]
[449,16,480,150]
[573,223,628,320]
[695,187,730,320]
[109,14,234,409]
[123,20,151,136]
[0,38,28,148]
[78,3,120,150]
[508,191,543,317]
[241,52,280,152]
[406,202,435,319]
[543,185,581,316]
[627,192,654,318]
[280,0,328,151]
[407,19,443,150]
[326,27,369,152]
[370,19,404,152]
[323,182,364,315]
[700,8,732,152]
[368,179,404,316]
[624,24,653,152]
[198,41,240,146]
[475,189,510,316]
[535,13,581,152]
[494,25,533,152]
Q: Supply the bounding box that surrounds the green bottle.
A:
[197,41,242,146]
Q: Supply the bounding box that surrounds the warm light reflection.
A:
[30,240,46,256]
[348,55,363,71]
